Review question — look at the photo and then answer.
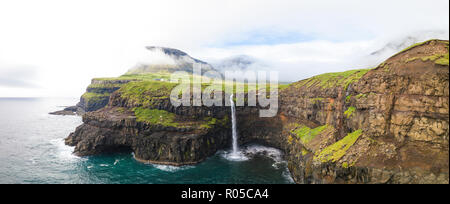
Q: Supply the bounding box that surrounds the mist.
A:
[0,0,448,97]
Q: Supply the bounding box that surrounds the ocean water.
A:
[0,98,293,184]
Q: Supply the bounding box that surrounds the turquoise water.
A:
[0,98,293,184]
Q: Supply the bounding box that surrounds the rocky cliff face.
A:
[76,79,136,112]
[65,39,449,183]
[66,106,231,165]
[279,39,448,183]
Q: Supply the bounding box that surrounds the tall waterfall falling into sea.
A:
[223,94,248,161]
[230,94,238,155]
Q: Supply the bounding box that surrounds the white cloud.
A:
[0,0,448,96]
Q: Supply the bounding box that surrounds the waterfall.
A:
[222,94,247,161]
[230,94,239,155]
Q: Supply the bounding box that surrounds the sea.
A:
[0,98,293,184]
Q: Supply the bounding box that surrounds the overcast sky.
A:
[0,0,449,97]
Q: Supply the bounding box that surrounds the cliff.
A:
[50,47,218,115]
[65,39,449,183]
[279,39,449,183]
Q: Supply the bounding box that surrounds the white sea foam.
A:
[221,150,249,161]
[221,144,288,168]
[132,153,193,172]
[245,145,285,166]
[49,138,81,162]
[242,145,294,182]
[151,164,193,172]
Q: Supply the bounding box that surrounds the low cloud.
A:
[0,0,448,96]
[202,30,449,82]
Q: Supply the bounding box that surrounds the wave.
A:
[49,138,81,162]
[152,164,193,172]
[220,144,286,165]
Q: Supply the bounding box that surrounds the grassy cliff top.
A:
[286,39,448,92]
[390,39,449,66]
[397,39,449,56]
[132,107,229,129]
[93,72,174,82]
[293,68,371,90]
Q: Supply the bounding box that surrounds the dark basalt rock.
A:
[65,40,449,184]
[49,106,84,116]
[65,106,232,165]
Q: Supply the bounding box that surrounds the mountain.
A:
[126,46,217,75]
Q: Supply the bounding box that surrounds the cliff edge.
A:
[65,39,449,183]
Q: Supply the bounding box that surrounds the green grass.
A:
[398,40,432,54]
[399,40,449,66]
[345,95,352,103]
[314,129,363,163]
[434,53,449,66]
[278,84,291,91]
[342,162,349,168]
[81,92,110,103]
[93,72,174,82]
[295,69,371,90]
[200,116,229,129]
[117,74,287,107]
[118,81,179,108]
[93,71,289,105]
[133,107,229,129]
[301,148,310,156]
[87,83,123,89]
[291,125,328,144]
[133,107,179,127]
[405,53,449,66]
[344,106,356,119]
[397,39,448,55]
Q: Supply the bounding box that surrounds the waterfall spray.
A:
[230,94,238,155]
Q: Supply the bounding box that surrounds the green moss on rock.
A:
[291,124,328,144]
[405,53,449,66]
[398,40,431,54]
[355,93,367,99]
[314,129,363,163]
[434,53,449,66]
[345,95,352,103]
[344,106,356,118]
[81,92,110,103]
[200,116,229,129]
[301,148,310,156]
